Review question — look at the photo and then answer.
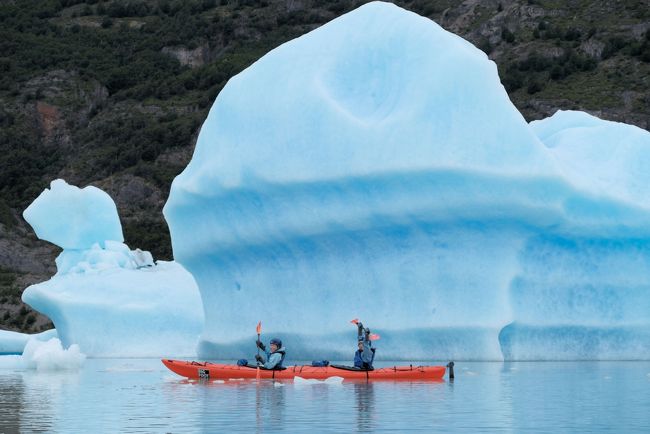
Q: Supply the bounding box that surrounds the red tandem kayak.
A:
[162,359,447,381]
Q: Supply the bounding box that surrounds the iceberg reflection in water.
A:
[1,359,649,433]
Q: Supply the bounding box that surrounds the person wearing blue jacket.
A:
[255,338,286,369]
[354,322,375,369]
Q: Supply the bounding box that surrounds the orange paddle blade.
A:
[369,334,380,341]
[350,318,359,325]
[256,321,262,334]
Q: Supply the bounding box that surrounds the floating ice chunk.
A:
[22,338,85,371]
[23,179,123,249]
[19,338,86,371]
[294,376,344,385]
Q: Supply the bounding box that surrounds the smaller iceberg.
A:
[22,337,86,371]
[21,180,203,357]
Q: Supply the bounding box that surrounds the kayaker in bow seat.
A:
[354,322,375,370]
[255,337,286,369]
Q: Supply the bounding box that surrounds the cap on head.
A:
[270,338,282,347]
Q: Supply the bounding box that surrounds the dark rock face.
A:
[1,0,648,332]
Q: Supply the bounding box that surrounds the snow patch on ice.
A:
[55,241,154,275]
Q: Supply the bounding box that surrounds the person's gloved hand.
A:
[255,354,264,363]
[256,340,266,351]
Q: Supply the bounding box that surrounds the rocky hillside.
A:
[1,0,648,333]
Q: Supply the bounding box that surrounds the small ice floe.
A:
[228,378,245,381]
[22,338,86,371]
[464,371,478,376]
[213,380,225,384]
[273,381,285,387]
[293,376,344,385]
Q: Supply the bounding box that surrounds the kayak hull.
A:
[162,359,446,381]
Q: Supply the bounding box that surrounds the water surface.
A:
[1,360,649,433]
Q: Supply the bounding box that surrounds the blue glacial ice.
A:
[24,179,123,250]
[21,180,203,357]
[164,2,650,361]
[0,329,57,356]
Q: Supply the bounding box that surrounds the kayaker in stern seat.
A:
[255,337,286,369]
[354,322,375,370]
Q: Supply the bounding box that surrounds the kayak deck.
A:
[162,359,446,381]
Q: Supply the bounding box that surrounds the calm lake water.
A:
[1,359,649,433]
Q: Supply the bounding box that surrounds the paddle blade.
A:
[369,333,380,341]
[350,318,359,325]
[256,321,262,334]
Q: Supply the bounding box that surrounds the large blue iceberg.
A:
[159,2,650,360]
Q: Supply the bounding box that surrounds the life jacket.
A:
[354,347,376,369]
[271,347,286,368]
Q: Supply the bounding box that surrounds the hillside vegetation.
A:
[1,0,649,332]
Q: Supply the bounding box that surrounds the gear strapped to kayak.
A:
[162,359,447,381]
